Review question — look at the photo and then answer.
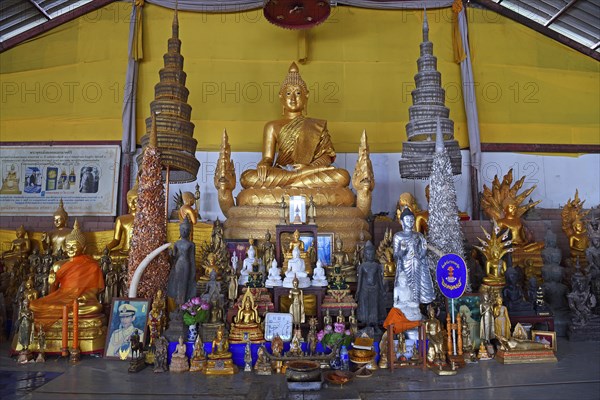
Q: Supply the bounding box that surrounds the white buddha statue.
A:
[265,259,283,288]
[393,270,422,321]
[283,247,311,288]
[239,246,256,286]
[311,260,328,287]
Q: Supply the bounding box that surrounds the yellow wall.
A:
[1,3,598,151]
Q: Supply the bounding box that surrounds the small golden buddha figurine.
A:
[30,220,105,328]
[288,277,305,327]
[562,190,591,263]
[254,345,272,375]
[329,237,356,283]
[179,191,198,225]
[284,230,311,273]
[200,253,221,281]
[260,231,276,269]
[423,305,445,365]
[239,62,350,191]
[189,333,207,372]
[2,225,31,270]
[352,130,375,217]
[209,325,231,359]
[105,184,138,258]
[42,199,70,256]
[382,248,396,278]
[229,290,265,343]
[23,277,39,303]
[474,221,513,287]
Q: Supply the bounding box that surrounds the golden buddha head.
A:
[25,277,34,289]
[292,230,300,240]
[265,230,271,242]
[335,236,343,251]
[16,224,26,238]
[64,219,86,257]
[53,199,69,229]
[126,186,138,214]
[398,192,417,212]
[292,275,299,288]
[279,63,309,114]
[182,191,195,206]
[207,253,216,264]
[573,219,585,234]
[505,202,517,217]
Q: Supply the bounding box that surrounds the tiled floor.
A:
[1,338,599,400]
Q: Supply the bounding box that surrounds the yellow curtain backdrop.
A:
[1,3,598,151]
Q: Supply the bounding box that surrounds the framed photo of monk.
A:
[446,293,482,351]
[532,330,556,351]
[104,298,149,360]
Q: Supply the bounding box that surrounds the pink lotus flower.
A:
[324,324,333,333]
[345,329,351,336]
[181,304,188,310]
[316,330,325,342]
[334,322,344,333]
[190,310,196,316]
[200,303,210,310]
[191,297,201,305]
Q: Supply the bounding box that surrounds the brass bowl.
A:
[348,349,376,364]
[285,360,321,382]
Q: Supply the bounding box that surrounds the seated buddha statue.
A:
[239,62,350,192]
[283,247,311,288]
[42,199,70,256]
[498,203,543,252]
[239,246,257,286]
[105,185,138,260]
[569,218,590,263]
[396,191,429,234]
[30,220,105,328]
[200,253,221,282]
[311,260,328,287]
[209,325,231,360]
[328,237,357,283]
[283,230,312,273]
[2,225,31,270]
[229,290,264,343]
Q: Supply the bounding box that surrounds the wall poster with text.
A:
[0,145,120,216]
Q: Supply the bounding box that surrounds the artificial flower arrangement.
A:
[181,297,210,326]
[316,322,354,349]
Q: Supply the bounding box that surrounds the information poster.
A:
[0,145,120,216]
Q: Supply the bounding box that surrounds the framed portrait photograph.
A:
[446,293,482,350]
[532,330,557,351]
[104,298,150,360]
[303,233,335,266]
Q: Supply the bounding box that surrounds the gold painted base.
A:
[12,314,106,354]
[229,323,265,344]
[189,358,207,372]
[496,349,557,364]
[203,358,238,375]
[223,205,370,255]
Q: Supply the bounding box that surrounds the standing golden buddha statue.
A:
[42,199,70,256]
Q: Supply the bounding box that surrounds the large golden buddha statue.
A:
[30,220,105,327]
[215,62,372,249]
[240,62,350,191]
[481,169,544,276]
[105,184,138,260]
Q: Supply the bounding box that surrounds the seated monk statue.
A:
[42,199,70,256]
[30,220,105,328]
[105,184,138,259]
[239,62,350,191]
[2,225,31,270]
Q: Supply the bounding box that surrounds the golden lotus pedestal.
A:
[223,205,369,253]
[203,357,238,375]
[12,314,106,355]
[496,349,557,364]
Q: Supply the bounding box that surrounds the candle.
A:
[72,300,79,350]
[62,305,68,356]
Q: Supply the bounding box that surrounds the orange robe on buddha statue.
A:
[30,255,105,328]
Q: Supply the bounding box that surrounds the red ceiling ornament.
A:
[263,0,332,30]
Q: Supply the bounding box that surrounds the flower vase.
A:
[329,348,342,370]
[186,323,198,342]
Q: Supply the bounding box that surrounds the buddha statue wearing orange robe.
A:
[30,220,105,328]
